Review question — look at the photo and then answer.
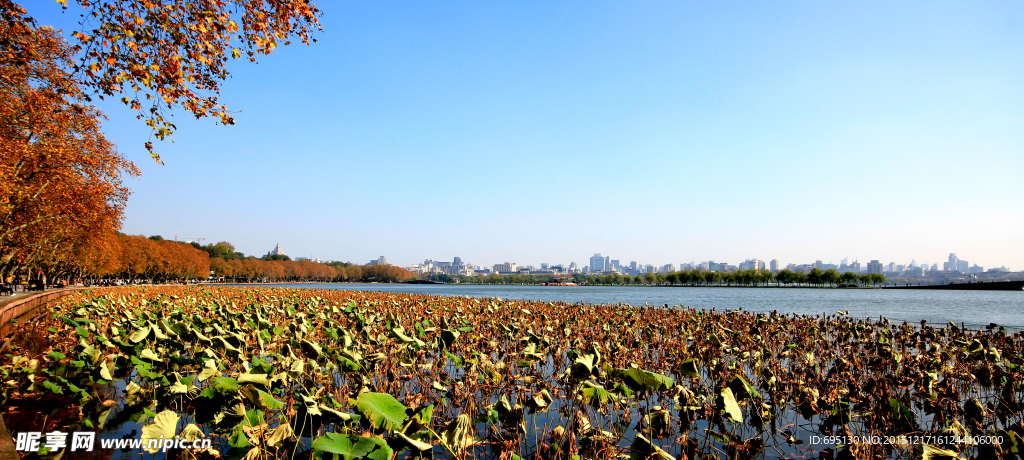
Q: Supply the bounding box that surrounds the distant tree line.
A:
[423,268,886,287]
[200,242,412,283]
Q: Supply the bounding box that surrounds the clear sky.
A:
[33,1,1024,269]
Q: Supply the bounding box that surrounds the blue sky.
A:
[34,1,1024,269]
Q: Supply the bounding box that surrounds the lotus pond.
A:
[1,286,1022,460]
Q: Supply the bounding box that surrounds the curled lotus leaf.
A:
[440,329,460,348]
[630,434,676,460]
[129,326,152,343]
[440,413,480,451]
[394,431,433,452]
[679,359,699,378]
[319,405,361,425]
[179,423,205,443]
[141,410,179,453]
[716,387,743,423]
[912,443,959,460]
[569,353,597,380]
[238,372,271,389]
[197,359,219,381]
[266,423,293,448]
[300,339,322,359]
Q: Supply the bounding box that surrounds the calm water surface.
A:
[246,283,1023,331]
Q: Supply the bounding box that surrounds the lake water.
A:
[244,283,1023,331]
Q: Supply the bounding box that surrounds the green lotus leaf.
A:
[140,348,161,361]
[142,410,179,453]
[210,377,240,393]
[617,368,675,393]
[129,326,152,343]
[350,392,408,431]
[47,351,66,361]
[727,374,760,401]
[580,384,614,409]
[679,359,699,378]
[312,432,393,460]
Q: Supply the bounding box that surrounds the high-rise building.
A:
[453,257,463,266]
[740,259,766,270]
[629,261,637,270]
[948,253,958,271]
[956,260,968,273]
[611,260,620,270]
[589,254,606,272]
[541,263,549,270]
[662,264,675,273]
[493,262,518,274]
[867,260,883,275]
[770,259,779,272]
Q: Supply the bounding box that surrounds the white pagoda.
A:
[269,243,286,257]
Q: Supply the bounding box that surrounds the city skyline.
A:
[247,241,1013,274]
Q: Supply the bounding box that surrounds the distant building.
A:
[770,259,779,272]
[662,264,675,273]
[968,264,984,274]
[589,254,606,272]
[956,260,968,273]
[867,260,883,275]
[368,256,388,266]
[740,259,766,271]
[453,257,463,266]
[268,243,286,257]
[493,262,518,274]
[629,261,637,270]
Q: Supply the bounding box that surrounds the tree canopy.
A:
[2,0,322,162]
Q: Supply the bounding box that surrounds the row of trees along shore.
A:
[2,233,412,285]
[424,267,887,287]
